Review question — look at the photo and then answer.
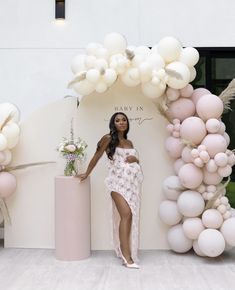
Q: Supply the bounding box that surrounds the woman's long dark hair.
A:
[107,112,130,160]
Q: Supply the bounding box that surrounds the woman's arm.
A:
[77,134,111,181]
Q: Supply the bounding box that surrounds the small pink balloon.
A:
[166,88,180,101]
[218,165,232,177]
[201,134,227,158]
[218,122,226,134]
[167,124,174,132]
[194,157,204,167]
[206,119,221,133]
[181,146,193,163]
[174,158,185,174]
[178,163,203,189]
[167,98,196,122]
[196,94,224,121]
[173,131,180,138]
[0,172,17,198]
[206,159,218,173]
[203,168,223,185]
[180,84,194,98]
[180,117,207,145]
[191,149,199,158]
[199,151,210,163]
[228,154,235,166]
[165,136,184,158]
[191,88,211,105]
[214,152,228,167]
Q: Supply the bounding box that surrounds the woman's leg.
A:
[111,191,133,263]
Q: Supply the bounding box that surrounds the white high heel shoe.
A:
[119,251,140,269]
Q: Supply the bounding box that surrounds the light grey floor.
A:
[0,243,235,290]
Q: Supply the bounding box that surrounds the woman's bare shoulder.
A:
[127,139,134,148]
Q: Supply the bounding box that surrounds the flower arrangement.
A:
[57,118,87,176]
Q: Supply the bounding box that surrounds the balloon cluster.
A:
[0,103,20,224]
[69,33,199,100]
[160,87,235,257]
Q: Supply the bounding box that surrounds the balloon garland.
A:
[69,32,235,257]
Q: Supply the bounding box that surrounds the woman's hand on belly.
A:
[125,155,139,164]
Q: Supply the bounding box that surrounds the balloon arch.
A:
[69,32,235,257]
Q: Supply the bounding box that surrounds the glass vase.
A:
[64,159,77,176]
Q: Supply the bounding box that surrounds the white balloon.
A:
[85,55,97,69]
[166,62,190,89]
[146,54,165,71]
[94,47,109,60]
[141,82,166,99]
[86,69,100,83]
[103,32,127,55]
[94,59,108,71]
[2,123,20,140]
[95,81,108,93]
[178,47,199,67]
[183,218,205,240]
[198,229,225,257]
[103,69,117,86]
[86,42,102,55]
[138,62,152,82]
[189,67,197,82]
[157,37,182,63]
[121,70,140,87]
[132,54,145,67]
[71,54,87,74]
[0,103,20,127]
[162,175,184,200]
[177,190,205,217]
[202,209,223,229]
[73,80,95,96]
[167,224,193,253]
[0,134,7,151]
[128,68,140,81]
[135,46,151,57]
[158,200,182,225]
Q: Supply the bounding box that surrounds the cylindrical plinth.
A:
[55,176,91,261]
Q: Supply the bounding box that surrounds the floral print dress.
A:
[105,147,144,262]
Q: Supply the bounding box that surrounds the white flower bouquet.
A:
[57,119,87,176]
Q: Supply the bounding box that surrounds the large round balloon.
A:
[201,134,227,158]
[103,32,127,55]
[162,175,184,200]
[178,47,199,67]
[178,164,203,189]
[167,224,193,253]
[183,217,205,239]
[157,37,182,63]
[220,218,235,246]
[158,200,182,225]
[196,94,224,121]
[167,98,195,122]
[177,190,205,217]
[180,117,207,145]
[191,88,211,105]
[0,172,17,198]
[198,229,225,257]
[166,62,190,89]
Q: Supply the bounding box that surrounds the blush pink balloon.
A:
[174,158,185,174]
[181,146,193,163]
[0,172,17,198]
[218,165,232,177]
[206,119,221,133]
[206,159,218,173]
[180,84,194,98]
[196,94,224,121]
[180,117,207,145]
[178,163,203,189]
[165,137,184,158]
[191,88,211,105]
[223,132,230,146]
[201,134,227,158]
[203,168,223,185]
[167,98,195,122]
[214,152,228,167]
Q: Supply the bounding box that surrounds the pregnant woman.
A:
[78,112,143,269]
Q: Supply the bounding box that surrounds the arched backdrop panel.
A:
[5,79,172,249]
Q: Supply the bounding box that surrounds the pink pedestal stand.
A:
[55,176,91,261]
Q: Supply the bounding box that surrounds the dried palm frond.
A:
[165,68,183,80]
[125,49,135,60]
[0,111,14,131]
[154,95,172,122]
[204,177,230,210]
[219,79,235,111]
[5,161,56,172]
[67,71,87,88]
[181,138,197,148]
